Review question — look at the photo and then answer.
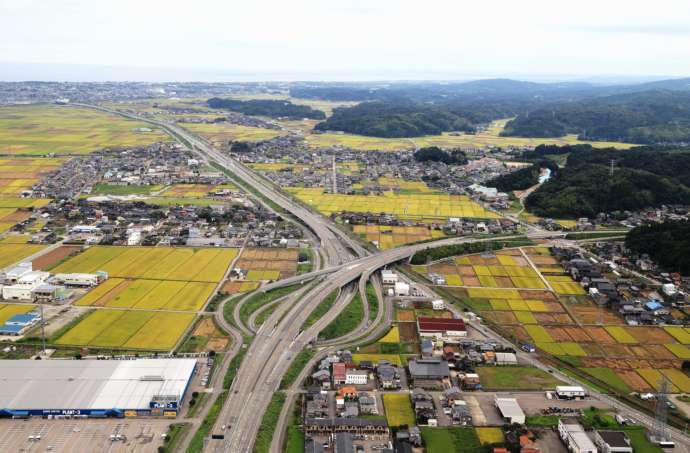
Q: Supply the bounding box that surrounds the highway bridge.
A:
[73,104,690,453]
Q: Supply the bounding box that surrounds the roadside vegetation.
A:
[159,423,191,453]
[280,348,315,389]
[302,290,339,329]
[319,293,364,340]
[253,392,287,453]
[239,284,303,327]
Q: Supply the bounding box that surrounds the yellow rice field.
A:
[52,246,237,283]
[0,104,167,155]
[287,187,497,220]
[56,309,194,350]
[0,243,46,269]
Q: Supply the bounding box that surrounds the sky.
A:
[2,0,690,82]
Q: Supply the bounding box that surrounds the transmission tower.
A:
[609,159,615,177]
[650,377,671,444]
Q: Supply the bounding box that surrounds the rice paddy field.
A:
[0,104,167,155]
[353,224,445,250]
[55,309,195,350]
[0,243,47,269]
[47,245,241,350]
[0,198,52,233]
[51,246,237,283]
[53,246,237,311]
[221,247,300,294]
[183,123,288,143]
[0,157,65,196]
[287,188,498,220]
[382,393,416,427]
[415,246,690,393]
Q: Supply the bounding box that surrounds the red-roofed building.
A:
[333,362,347,385]
[417,317,467,339]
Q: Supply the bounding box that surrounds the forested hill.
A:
[626,220,690,275]
[524,147,690,218]
[313,101,517,138]
[486,160,558,192]
[207,98,325,120]
[501,90,690,144]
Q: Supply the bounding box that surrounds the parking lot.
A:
[0,418,171,453]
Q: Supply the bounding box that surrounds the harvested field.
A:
[30,245,81,270]
[617,370,653,392]
[490,311,518,324]
[627,327,675,344]
[571,307,623,325]
[545,327,572,342]
[580,343,604,357]
[584,327,617,344]
[398,322,418,341]
[518,290,557,301]
[396,310,415,322]
[643,344,677,360]
[563,327,592,343]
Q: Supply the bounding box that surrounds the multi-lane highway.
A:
[73,104,689,452]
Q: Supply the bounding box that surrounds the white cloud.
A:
[1,0,689,80]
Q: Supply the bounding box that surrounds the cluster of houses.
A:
[310,350,402,392]
[555,247,686,326]
[233,136,530,202]
[585,241,689,303]
[0,262,106,306]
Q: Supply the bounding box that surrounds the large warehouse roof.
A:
[0,359,196,412]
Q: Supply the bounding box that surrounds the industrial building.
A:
[494,397,525,424]
[556,385,587,399]
[558,418,598,453]
[417,317,467,339]
[0,312,41,336]
[0,359,196,418]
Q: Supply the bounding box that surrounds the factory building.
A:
[0,359,196,418]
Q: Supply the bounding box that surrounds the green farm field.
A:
[0,104,167,155]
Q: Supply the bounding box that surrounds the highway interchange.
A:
[76,104,690,452]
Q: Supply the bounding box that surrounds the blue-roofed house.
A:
[644,300,669,316]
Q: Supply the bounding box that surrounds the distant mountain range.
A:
[295,77,690,143]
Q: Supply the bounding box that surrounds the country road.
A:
[72,103,689,453]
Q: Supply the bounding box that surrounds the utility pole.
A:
[610,159,615,177]
[650,377,671,445]
[40,302,46,356]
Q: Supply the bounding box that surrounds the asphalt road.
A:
[71,104,689,452]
